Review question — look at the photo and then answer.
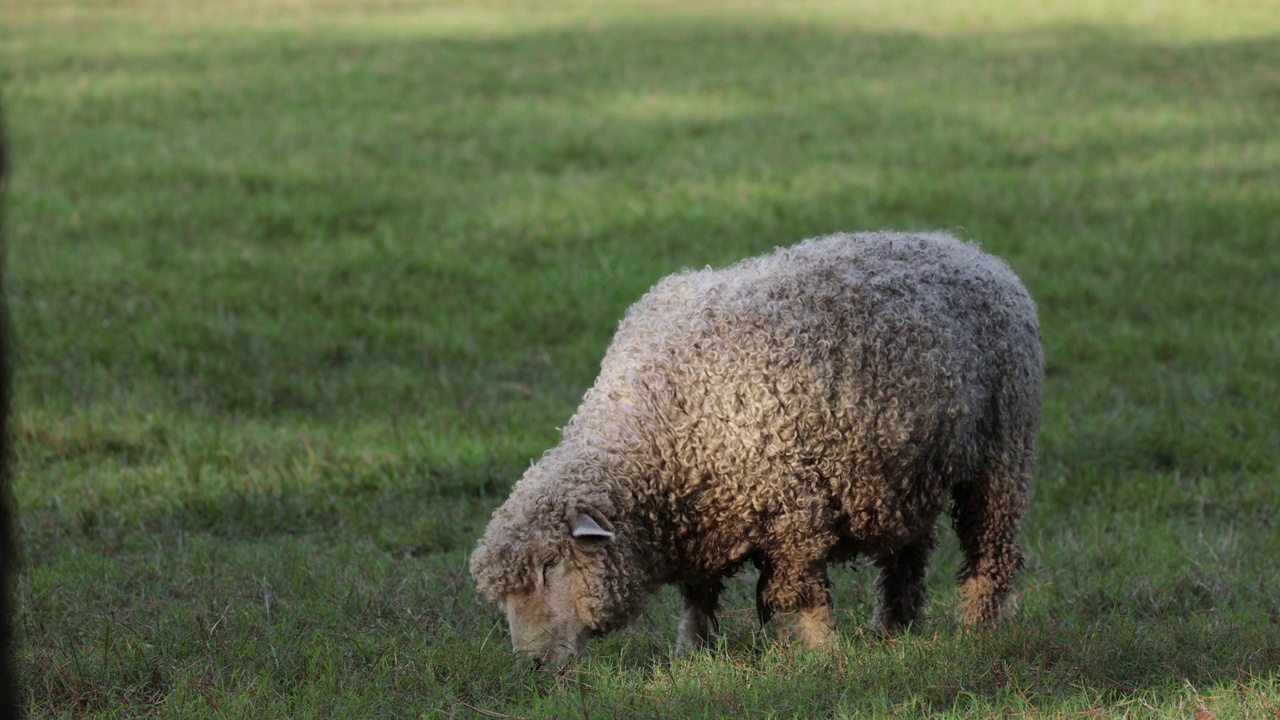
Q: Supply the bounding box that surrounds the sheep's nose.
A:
[530,656,545,672]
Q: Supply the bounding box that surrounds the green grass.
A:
[3,0,1279,716]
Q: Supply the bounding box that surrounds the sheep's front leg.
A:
[791,597,835,647]
[756,560,835,648]
[873,527,938,632]
[675,582,720,656]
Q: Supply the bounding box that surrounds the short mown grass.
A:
[3,0,1278,717]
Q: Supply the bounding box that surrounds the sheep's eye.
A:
[541,557,559,583]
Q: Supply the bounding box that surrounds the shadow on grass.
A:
[12,16,1278,480]
[460,611,1280,716]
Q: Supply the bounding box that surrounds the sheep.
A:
[470,231,1043,668]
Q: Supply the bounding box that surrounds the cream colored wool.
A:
[470,231,1043,664]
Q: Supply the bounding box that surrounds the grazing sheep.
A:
[470,231,1042,668]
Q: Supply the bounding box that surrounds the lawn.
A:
[2,0,1278,716]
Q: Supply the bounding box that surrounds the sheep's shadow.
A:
[500,540,1279,711]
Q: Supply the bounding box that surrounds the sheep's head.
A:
[498,512,616,669]
[471,446,654,669]
[470,471,642,670]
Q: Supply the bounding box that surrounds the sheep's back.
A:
[578,233,1039,557]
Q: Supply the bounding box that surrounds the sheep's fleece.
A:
[470,231,1042,668]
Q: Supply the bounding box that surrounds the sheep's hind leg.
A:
[873,527,937,633]
[675,581,721,656]
[951,467,1028,628]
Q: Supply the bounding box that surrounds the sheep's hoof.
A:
[788,606,836,648]
[675,629,715,657]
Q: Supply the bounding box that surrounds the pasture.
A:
[2,0,1278,716]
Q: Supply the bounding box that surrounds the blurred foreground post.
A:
[0,103,17,720]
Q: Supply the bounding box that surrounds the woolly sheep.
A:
[470,231,1042,668]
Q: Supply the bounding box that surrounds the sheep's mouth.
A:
[527,643,580,673]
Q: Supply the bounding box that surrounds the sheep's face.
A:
[503,513,615,670]
[504,560,587,669]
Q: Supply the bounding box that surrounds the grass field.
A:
[3,0,1279,716]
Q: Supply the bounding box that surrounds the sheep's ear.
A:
[571,513,615,541]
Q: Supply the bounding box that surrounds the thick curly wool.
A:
[471,231,1042,653]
